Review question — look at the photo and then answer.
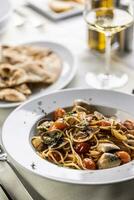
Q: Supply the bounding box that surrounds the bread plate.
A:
[0,41,76,108]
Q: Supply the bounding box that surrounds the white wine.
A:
[88,0,114,52]
[85,8,133,36]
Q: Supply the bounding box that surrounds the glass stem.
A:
[105,35,112,75]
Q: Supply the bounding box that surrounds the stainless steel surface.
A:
[0,162,33,200]
[0,185,10,200]
[0,146,33,200]
[10,167,134,200]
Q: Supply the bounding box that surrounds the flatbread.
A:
[49,0,74,13]
[0,45,62,102]
[0,88,26,102]
[0,64,28,88]
[15,84,32,95]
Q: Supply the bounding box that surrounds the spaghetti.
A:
[31,100,134,170]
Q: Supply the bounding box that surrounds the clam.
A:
[37,120,53,131]
[97,153,121,169]
[31,136,44,151]
[73,99,96,112]
[94,111,104,120]
[37,117,52,126]
[41,129,63,148]
[97,143,120,153]
[90,150,101,158]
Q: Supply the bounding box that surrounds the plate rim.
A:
[28,0,83,21]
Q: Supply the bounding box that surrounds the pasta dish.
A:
[32,100,134,170]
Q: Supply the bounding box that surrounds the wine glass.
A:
[84,0,134,89]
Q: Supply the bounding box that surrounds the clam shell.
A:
[98,153,121,169]
[97,143,120,153]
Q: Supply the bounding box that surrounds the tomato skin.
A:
[75,143,90,154]
[49,125,57,131]
[49,119,67,130]
[97,121,111,126]
[83,158,96,170]
[116,151,131,164]
[54,108,66,120]
[54,120,68,130]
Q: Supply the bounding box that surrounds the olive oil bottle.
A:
[88,0,114,53]
[117,0,133,52]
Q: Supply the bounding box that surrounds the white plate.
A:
[0,41,76,108]
[2,89,134,185]
[28,0,83,21]
[0,0,12,34]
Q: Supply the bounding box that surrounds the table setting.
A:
[1,0,134,199]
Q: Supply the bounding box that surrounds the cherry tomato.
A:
[54,108,66,120]
[54,119,67,130]
[49,119,67,130]
[49,125,57,131]
[75,143,90,154]
[83,158,96,170]
[97,121,111,126]
[116,151,131,164]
